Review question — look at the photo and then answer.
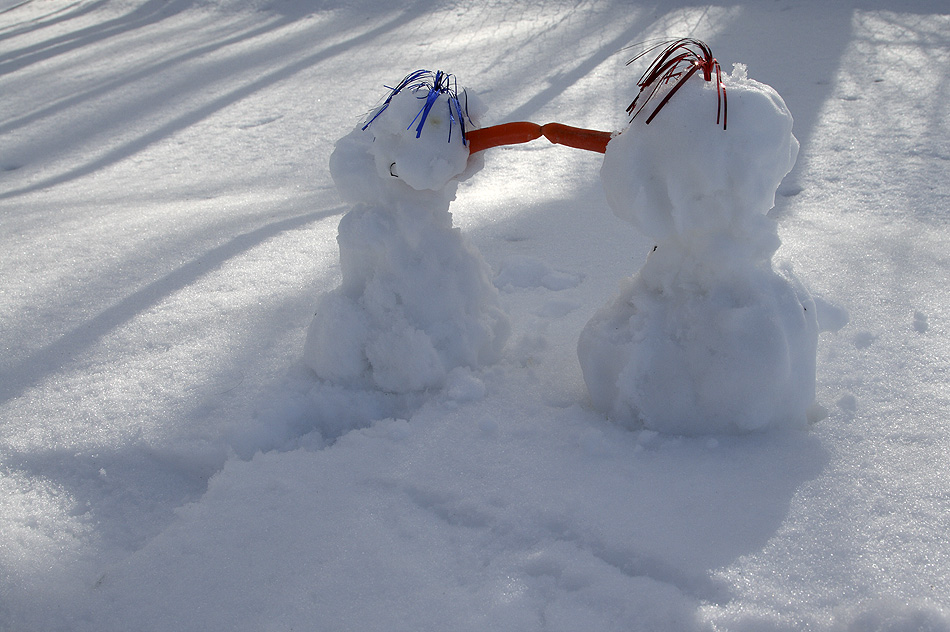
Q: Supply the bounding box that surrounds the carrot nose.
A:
[466,121,613,154]
[540,123,613,153]
[466,122,543,153]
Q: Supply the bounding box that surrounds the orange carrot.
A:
[466,121,542,153]
[541,123,613,153]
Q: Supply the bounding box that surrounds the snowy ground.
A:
[2,0,949,630]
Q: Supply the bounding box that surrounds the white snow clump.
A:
[579,63,819,434]
[304,74,509,393]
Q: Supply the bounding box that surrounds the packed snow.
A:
[2,1,949,631]
[579,61,823,434]
[303,71,509,394]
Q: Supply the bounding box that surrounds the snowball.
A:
[302,292,370,383]
[329,86,485,207]
[601,64,799,251]
[366,88,471,191]
[328,119,462,210]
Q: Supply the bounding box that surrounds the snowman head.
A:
[330,70,485,206]
[601,41,799,250]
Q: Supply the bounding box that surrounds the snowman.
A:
[576,40,819,434]
[303,70,510,393]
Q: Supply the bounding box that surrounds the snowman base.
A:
[578,252,819,435]
[303,201,509,394]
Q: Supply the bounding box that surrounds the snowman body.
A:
[304,82,509,393]
[578,65,818,434]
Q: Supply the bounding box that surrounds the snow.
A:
[579,63,821,433]
[303,75,508,394]
[2,1,950,630]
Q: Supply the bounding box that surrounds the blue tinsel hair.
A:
[362,69,471,145]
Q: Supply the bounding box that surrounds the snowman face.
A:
[367,89,471,191]
[601,68,798,245]
[329,85,479,207]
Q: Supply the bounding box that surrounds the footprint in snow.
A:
[853,331,877,349]
[534,299,582,319]
[494,255,583,292]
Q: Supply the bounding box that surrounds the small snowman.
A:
[577,40,819,434]
[304,70,510,393]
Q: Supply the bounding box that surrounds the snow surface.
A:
[2,0,950,630]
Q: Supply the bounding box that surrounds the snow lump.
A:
[578,60,819,434]
[304,71,510,393]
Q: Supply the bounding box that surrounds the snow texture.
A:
[579,65,821,433]
[1,1,949,631]
[303,78,510,393]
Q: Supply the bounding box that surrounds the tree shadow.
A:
[452,172,829,612]
[0,3,431,199]
[0,0,190,72]
[0,0,109,42]
[0,205,343,407]
[0,442,220,553]
[3,2,927,626]
[0,12,298,135]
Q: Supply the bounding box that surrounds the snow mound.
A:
[304,72,509,393]
[579,62,818,434]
